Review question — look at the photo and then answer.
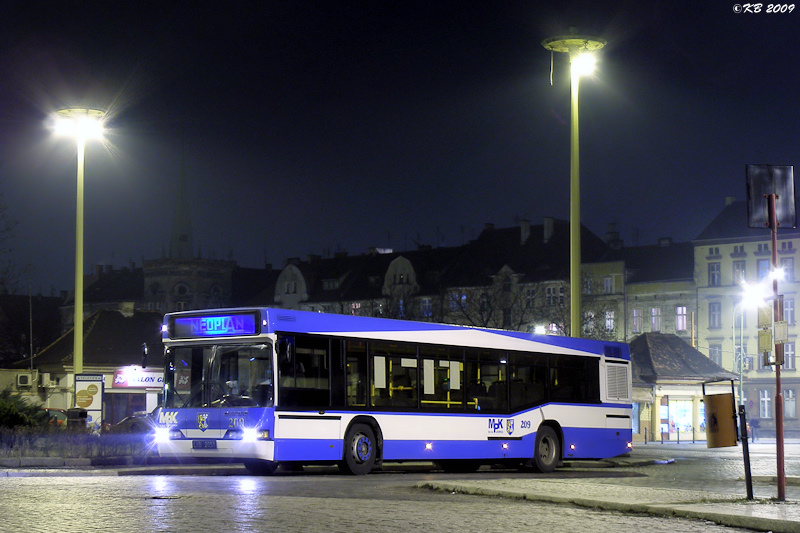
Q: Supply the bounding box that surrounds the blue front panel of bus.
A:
[157,407,274,438]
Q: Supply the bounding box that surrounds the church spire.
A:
[169,145,194,260]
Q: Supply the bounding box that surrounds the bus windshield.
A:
[164,343,274,408]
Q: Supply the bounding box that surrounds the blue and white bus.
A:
[153,307,632,475]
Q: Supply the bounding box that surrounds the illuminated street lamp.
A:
[732,280,770,405]
[542,34,605,337]
[53,108,106,379]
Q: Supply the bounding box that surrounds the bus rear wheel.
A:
[243,459,278,476]
[340,423,377,475]
[532,426,560,473]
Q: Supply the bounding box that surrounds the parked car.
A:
[109,409,155,435]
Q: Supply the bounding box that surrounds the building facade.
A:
[694,198,800,438]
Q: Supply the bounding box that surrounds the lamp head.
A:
[53,108,106,141]
[571,52,597,76]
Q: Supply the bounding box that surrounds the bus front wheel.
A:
[243,459,278,476]
[340,423,377,475]
[532,426,560,473]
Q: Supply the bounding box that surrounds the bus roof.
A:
[163,307,630,360]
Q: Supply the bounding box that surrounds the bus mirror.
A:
[142,343,148,369]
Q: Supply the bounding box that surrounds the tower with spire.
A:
[142,163,235,312]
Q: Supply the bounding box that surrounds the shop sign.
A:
[113,366,165,388]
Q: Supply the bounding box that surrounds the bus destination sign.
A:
[171,312,259,339]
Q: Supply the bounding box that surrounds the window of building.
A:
[708,247,720,256]
[526,288,536,308]
[449,292,466,311]
[323,279,338,290]
[583,279,593,295]
[760,389,772,419]
[605,310,615,332]
[421,298,432,317]
[350,302,361,315]
[785,342,796,370]
[174,283,191,296]
[733,260,746,283]
[781,257,795,281]
[675,306,687,332]
[632,308,642,333]
[785,389,797,419]
[733,245,745,255]
[650,307,661,332]
[758,243,770,254]
[785,298,795,325]
[708,262,721,286]
[545,286,565,306]
[583,311,595,335]
[603,277,614,294]
[285,281,297,294]
[709,344,722,366]
[781,241,794,252]
[758,259,771,279]
[709,302,722,329]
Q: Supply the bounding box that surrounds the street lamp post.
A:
[542,34,605,337]
[53,108,105,380]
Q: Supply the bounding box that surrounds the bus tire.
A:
[532,425,560,473]
[340,423,377,475]
[243,459,278,476]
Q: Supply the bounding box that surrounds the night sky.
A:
[0,1,798,294]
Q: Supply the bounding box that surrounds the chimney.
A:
[543,217,554,244]
[520,219,531,244]
[605,223,623,250]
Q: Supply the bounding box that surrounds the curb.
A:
[418,481,800,533]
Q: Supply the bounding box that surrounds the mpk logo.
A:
[158,410,178,425]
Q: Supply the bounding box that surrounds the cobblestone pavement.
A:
[415,441,800,532]
[2,440,799,532]
[0,475,757,533]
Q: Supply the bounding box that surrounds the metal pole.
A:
[768,194,786,501]
[74,135,85,378]
[740,306,745,406]
[569,64,581,337]
[739,404,754,500]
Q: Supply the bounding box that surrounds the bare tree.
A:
[0,187,19,293]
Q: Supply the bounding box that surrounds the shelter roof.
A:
[630,333,737,384]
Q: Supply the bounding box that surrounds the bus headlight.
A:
[242,427,258,443]
[154,427,171,443]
